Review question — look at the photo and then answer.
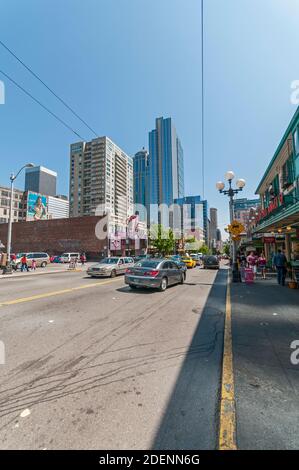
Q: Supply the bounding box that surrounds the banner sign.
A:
[26,192,48,221]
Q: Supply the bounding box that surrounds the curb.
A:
[0,268,84,280]
[218,269,237,450]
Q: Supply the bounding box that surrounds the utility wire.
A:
[201,0,205,200]
[0,39,99,137]
[0,69,85,140]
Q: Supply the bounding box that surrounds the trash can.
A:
[244,267,254,284]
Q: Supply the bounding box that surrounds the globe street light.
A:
[216,171,246,282]
[2,163,35,274]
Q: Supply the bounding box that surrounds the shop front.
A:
[254,106,299,271]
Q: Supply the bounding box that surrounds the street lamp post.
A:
[2,163,34,275]
[216,171,246,282]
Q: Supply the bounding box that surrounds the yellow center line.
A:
[218,270,237,450]
[0,278,121,307]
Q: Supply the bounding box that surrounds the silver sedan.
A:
[124,259,185,292]
[87,257,135,278]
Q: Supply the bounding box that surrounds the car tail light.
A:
[143,270,159,277]
[126,268,132,274]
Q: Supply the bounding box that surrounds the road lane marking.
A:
[0,278,121,307]
[218,270,237,450]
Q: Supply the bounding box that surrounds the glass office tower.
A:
[148,117,184,225]
[133,148,149,223]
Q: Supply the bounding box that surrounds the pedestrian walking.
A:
[31,259,37,271]
[80,252,86,266]
[21,254,29,272]
[273,249,287,286]
[246,251,257,279]
[258,252,267,279]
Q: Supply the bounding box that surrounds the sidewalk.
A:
[0,262,92,280]
[231,277,299,449]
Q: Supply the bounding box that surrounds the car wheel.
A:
[159,277,168,292]
[129,284,137,289]
[41,261,47,268]
[111,269,116,278]
[180,274,184,284]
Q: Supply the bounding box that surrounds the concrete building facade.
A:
[70,137,133,234]
[0,186,26,224]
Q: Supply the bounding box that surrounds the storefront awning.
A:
[253,201,299,233]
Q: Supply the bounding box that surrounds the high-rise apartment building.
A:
[69,137,133,233]
[133,148,149,223]
[148,117,184,225]
[25,166,57,196]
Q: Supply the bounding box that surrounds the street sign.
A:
[228,220,245,235]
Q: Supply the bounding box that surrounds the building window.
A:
[282,157,295,188]
[294,127,299,157]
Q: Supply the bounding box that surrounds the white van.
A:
[59,252,80,263]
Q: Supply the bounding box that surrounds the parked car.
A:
[181,256,196,269]
[125,259,185,291]
[59,252,80,263]
[50,255,62,263]
[202,255,220,269]
[15,252,50,269]
[87,257,135,278]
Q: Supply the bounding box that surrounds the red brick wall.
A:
[0,216,107,258]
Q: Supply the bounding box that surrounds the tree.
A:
[149,224,175,256]
[223,243,230,256]
[200,244,210,255]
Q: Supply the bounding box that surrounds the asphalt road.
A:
[0,266,227,450]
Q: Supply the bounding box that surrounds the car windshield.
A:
[100,258,120,264]
[135,260,160,268]
[17,253,25,257]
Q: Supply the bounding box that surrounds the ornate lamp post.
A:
[2,163,35,274]
[216,171,246,282]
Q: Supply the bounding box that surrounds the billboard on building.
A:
[26,192,48,221]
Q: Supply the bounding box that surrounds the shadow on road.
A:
[151,268,227,450]
[231,279,299,450]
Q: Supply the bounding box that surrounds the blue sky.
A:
[1,0,299,235]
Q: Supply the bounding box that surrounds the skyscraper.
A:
[69,137,133,233]
[148,117,184,225]
[25,166,57,196]
[174,195,206,245]
[133,148,149,223]
[209,207,218,249]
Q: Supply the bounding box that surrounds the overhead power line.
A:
[0,69,85,140]
[201,0,205,200]
[0,39,99,137]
